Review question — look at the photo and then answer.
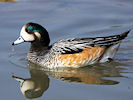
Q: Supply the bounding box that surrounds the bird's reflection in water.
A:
[43,62,123,85]
[13,61,124,99]
[12,67,49,99]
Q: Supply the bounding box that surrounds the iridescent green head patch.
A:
[27,25,33,30]
[26,25,40,34]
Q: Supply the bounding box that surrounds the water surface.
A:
[0,0,133,100]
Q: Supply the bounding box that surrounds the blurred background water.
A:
[0,0,133,100]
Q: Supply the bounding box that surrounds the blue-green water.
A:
[0,0,133,100]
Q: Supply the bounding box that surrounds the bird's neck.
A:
[28,41,50,64]
[29,40,49,53]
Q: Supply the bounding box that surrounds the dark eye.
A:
[26,29,33,34]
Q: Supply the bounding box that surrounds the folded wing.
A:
[51,30,130,54]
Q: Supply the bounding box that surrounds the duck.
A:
[12,22,130,68]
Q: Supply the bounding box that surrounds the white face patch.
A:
[20,25,35,42]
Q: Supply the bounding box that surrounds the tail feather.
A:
[93,30,131,47]
[119,30,131,40]
[99,30,130,62]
